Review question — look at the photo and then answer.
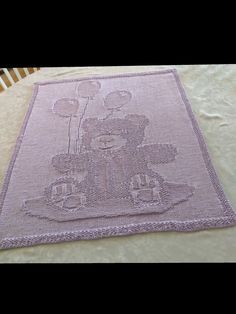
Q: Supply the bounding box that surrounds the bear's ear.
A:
[125,114,149,128]
[82,118,99,132]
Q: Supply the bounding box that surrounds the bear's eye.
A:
[111,131,122,136]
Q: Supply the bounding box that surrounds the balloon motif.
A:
[104,90,132,110]
[77,81,101,99]
[52,86,131,154]
[53,98,80,154]
[53,98,79,118]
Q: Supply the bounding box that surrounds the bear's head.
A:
[81,114,149,152]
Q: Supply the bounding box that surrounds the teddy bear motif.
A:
[49,114,194,212]
[130,174,162,204]
[44,177,86,211]
[23,83,194,222]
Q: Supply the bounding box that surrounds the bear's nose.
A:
[99,136,113,143]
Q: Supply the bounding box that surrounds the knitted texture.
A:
[0,69,235,249]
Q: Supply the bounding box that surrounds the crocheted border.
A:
[0,69,235,249]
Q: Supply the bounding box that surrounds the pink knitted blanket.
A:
[0,69,235,249]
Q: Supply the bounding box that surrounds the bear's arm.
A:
[139,144,178,164]
[51,153,88,174]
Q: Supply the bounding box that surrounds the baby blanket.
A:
[0,69,235,249]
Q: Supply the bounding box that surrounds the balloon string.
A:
[76,97,90,153]
[67,115,72,154]
[102,110,114,120]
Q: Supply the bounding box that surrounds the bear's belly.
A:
[91,159,129,201]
